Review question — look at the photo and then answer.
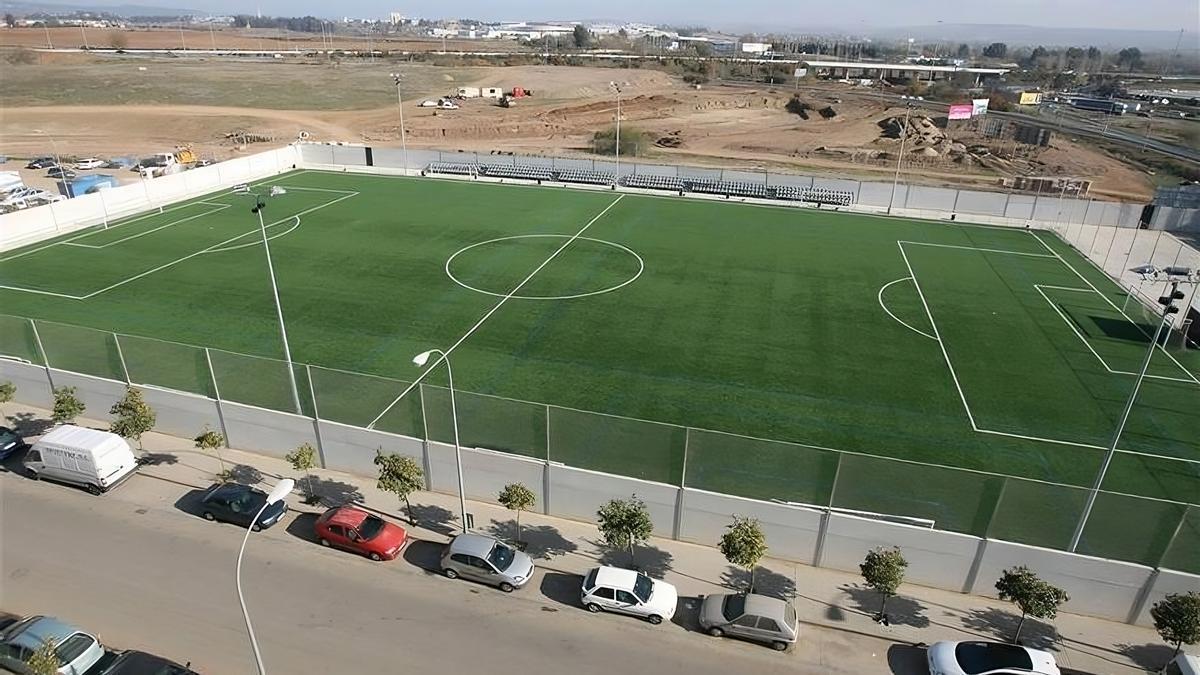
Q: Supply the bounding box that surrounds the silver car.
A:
[698,593,799,651]
[439,533,535,593]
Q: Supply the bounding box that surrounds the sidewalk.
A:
[3,404,1172,674]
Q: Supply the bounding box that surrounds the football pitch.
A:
[1,170,1197,568]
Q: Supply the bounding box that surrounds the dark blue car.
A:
[199,482,287,531]
[0,427,26,461]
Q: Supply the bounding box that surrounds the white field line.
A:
[368,194,627,429]
[0,284,85,300]
[61,203,233,249]
[896,241,979,430]
[897,240,1057,258]
[1035,284,1197,385]
[877,277,936,340]
[1028,230,1199,385]
[78,191,358,299]
[275,185,359,195]
[204,217,300,253]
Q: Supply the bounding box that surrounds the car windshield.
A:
[229,489,265,512]
[358,515,385,541]
[722,594,746,622]
[632,573,654,603]
[487,542,515,570]
[785,603,798,629]
[955,642,1033,674]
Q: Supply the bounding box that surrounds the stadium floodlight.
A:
[1129,264,1159,278]
[609,81,624,189]
[390,72,409,176]
[412,348,468,533]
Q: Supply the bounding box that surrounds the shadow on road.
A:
[408,503,457,535]
[4,412,51,437]
[483,520,579,560]
[886,644,929,675]
[1117,642,1176,672]
[841,584,931,628]
[137,452,178,467]
[539,571,583,610]
[961,607,1059,651]
[173,488,209,519]
[672,595,703,632]
[720,565,796,600]
[286,512,320,544]
[403,539,445,575]
[598,544,674,579]
[305,476,363,508]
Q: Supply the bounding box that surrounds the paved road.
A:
[0,473,854,675]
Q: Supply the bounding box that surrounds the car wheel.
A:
[251,523,262,532]
[86,484,102,496]
[499,582,515,593]
[707,627,724,638]
[586,603,602,613]
[443,568,459,580]
[26,469,39,481]
[772,641,788,652]
[647,614,663,625]
[319,538,331,547]
[202,511,216,521]
[369,552,383,562]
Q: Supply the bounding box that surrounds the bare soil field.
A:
[0,56,1157,200]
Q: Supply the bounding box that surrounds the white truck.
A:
[24,425,139,495]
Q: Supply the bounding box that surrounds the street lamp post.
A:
[887,102,913,215]
[610,81,623,188]
[1068,279,1189,552]
[390,73,409,175]
[413,349,468,533]
[236,478,294,675]
[248,194,303,414]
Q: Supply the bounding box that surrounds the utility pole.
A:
[887,103,913,215]
[390,73,409,175]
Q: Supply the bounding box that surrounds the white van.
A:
[1162,654,1200,675]
[24,425,139,495]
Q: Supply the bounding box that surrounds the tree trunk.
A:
[305,474,315,501]
[628,538,636,568]
[748,566,756,594]
[880,592,889,619]
[1014,613,1027,643]
[404,496,413,525]
[515,509,522,543]
[1173,641,1181,659]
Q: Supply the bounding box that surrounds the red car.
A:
[314,506,408,561]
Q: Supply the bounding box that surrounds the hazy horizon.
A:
[36,0,1200,33]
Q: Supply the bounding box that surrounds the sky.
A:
[85,0,1200,33]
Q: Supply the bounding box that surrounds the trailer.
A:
[1069,97,1129,115]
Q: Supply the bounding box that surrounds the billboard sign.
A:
[794,68,807,78]
[948,104,974,120]
[972,98,990,116]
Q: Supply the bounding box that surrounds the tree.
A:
[956,43,971,59]
[194,427,227,474]
[4,13,15,28]
[26,638,60,675]
[995,566,1069,643]
[374,450,423,524]
[285,443,319,503]
[860,547,908,624]
[51,386,85,424]
[497,482,536,543]
[982,42,1007,59]
[1117,47,1143,72]
[109,386,156,448]
[0,380,14,418]
[572,24,589,49]
[718,515,768,593]
[1151,591,1200,660]
[596,495,653,567]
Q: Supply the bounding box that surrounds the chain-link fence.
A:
[1,312,1196,573]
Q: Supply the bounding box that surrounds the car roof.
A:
[107,650,194,674]
[591,566,640,590]
[38,425,128,455]
[448,533,500,557]
[323,506,369,529]
[742,593,790,619]
[4,616,86,650]
[208,483,258,498]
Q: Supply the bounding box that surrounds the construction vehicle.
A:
[498,95,515,108]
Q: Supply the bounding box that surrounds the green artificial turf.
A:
[1,170,1197,569]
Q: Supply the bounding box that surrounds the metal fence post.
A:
[112,332,131,384]
[204,348,231,447]
[28,319,55,389]
[418,383,432,491]
[672,428,691,540]
[1155,504,1190,570]
[814,452,843,568]
[305,364,327,469]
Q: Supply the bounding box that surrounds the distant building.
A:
[741,42,771,55]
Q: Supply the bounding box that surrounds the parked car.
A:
[927,640,1060,675]
[314,505,407,561]
[0,426,26,460]
[74,157,106,170]
[46,167,76,180]
[195,159,214,167]
[580,566,678,625]
[1161,653,1199,675]
[99,650,197,675]
[24,425,139,495]
[439,533,534,592]
[0,615,105,675]
[25,157,55,169]
[199,482,288,531]
[698,593,799,651]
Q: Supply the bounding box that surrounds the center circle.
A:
[445,234,645,300]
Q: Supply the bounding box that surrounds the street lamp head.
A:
[265,478,295,505]
[250,197,266,214]
[1129,264,1159,279]
[413,350,434,367]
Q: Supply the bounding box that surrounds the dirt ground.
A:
[0,54,1158,200]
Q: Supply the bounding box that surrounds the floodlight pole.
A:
[391,73,409,175]
[887,103,912,215]
[1068,286,1176,553]
[251,197,303,415]
[611,82,623,187]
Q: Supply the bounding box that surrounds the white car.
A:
[0,615,105,675]
[580,565,678,624]
[75,157,106,169]
[927,640,1060,675]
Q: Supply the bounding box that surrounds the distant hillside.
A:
[869,23,1188,51]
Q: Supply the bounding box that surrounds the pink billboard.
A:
[948,104,974,120]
